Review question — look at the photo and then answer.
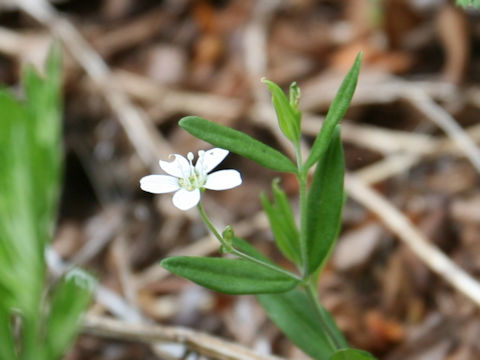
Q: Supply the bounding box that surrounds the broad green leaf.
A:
[161,256,299,294]
[305,53,361,170]
[258,289,348,360]
[329,349,377,360]
[261,180,300,264]
[179,116,297,173]
[46,269,95,359]
[306,126,344,275]
[262,79,301,144]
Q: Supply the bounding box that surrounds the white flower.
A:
[140,148,242,211]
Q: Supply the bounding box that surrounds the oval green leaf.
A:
[329,349,377,360]
[258,289,348,359]
[161,256,299,295]
[305,52,361,170]
[306,126,345,275]
[179,116,297,173]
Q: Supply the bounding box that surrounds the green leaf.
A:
[329,349,377,360]
[0,306,17,360]
[46,269,95,359]
[0,44,67,359]
[456,0,480,8]
[306,126,345,275]
[231,237,275,265]
[23,43,63,250]
[179,116,297,173]
[0,88,45,315]
[258,289,348,359]
[0,45,62,317]
[161,256,299,294]
[261,180,300,264]
[305,52,361,170]
[262,79,301,144]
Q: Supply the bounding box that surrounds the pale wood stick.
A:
[403,90,480,171]
[83,315,285,360]
[345,174,480,306]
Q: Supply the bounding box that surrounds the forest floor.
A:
[1,0,480,359]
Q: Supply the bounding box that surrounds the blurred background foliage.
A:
[0,45,93,360]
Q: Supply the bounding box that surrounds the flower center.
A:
[178,152,207,191]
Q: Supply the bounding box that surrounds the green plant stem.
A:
[295,145,344,350]
[305,280,344,350]
[197,202,223,244]
[230,248,302,281]
[295,144,308,276]
[197,203,301,282]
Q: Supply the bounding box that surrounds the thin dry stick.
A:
[345,173,480,306]
[403,90,480,172]
[113,70,245,123]
[15,0,171,171]
[355,122,480,184]
[83,315,285,360]
[302,115,435,155]
[301,72,457,110]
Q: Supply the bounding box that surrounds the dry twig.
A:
[83,315,285,360]
[345,174,480,306]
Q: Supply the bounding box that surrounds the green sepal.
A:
[258,289,348,359]
[306,126,345,275]
[304,52,361,170]
[329,349,378,360]
[261,179,300,265]
[262,79,301,144]
[221,225,234,252]
[161,256,299,295]
[179,116,297,173]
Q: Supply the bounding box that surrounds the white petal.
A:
[140,175,180,193]
[172,188,201,211]
[204,170,242,190]
[196,148,229,173]
[160,154,190,178]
